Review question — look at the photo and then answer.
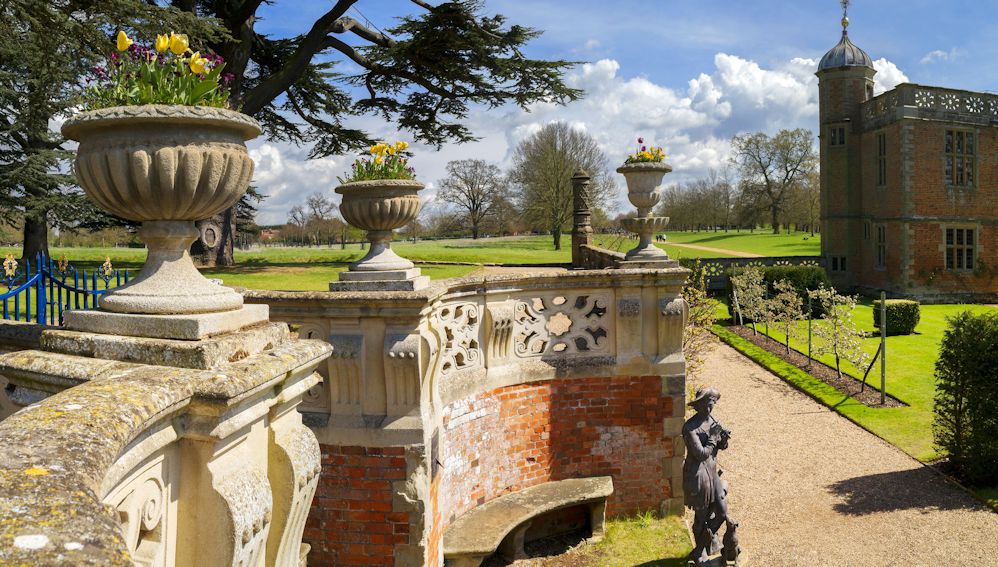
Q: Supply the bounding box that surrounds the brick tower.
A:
[816,1,875,289]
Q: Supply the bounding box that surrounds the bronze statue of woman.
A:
[683,386,740,566]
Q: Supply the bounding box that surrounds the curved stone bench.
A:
[443,476,613,567]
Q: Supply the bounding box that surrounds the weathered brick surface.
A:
[304,445,411,566]
[438,375,673,528]
[821,69,998,300]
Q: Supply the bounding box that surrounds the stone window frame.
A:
[944,128,976,188]
[863,220,871,241]
[875,224,887,269]
[830,256,847,272]
[942,225,977,272]
[876,132,887,187]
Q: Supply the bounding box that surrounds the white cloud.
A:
[249,52,909,221]
[873,58,909,94]
[920,48,964,65]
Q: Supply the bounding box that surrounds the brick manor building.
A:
[817,14,998,302]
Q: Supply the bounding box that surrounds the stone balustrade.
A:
[245,267,689,565]
[0,324,330,566]
[862,83,998,129]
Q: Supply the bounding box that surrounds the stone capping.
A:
[0,320,51,351]
[443,476,613,560]
[245,267,688,310]
[61,104,261,140]
[0,339,330,565]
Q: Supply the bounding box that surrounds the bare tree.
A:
[287,205,308,228]
[306,193,337,222]
[509,122,615,250]
[437,160,504,239]
[731,129,817,234]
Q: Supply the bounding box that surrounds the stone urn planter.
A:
[616,161,675,265]
[335,179,424,273]
[616,161,673,216]
[62,105,261,314]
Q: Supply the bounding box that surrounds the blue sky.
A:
[248,1,998,224]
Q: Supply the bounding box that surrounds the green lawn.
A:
[523,513,691,566]
[592,234,735,259]
[664,230,821,256]
[716,300,997,462]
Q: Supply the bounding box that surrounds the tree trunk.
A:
[191,210,235,267]
[472,224,479,239]
[771,207,780,235]
[552,226,562,250]
[22,212,49,261]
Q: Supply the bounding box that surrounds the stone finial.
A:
[572,169,590,180]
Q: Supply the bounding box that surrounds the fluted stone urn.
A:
[616,162,676,266]
[62,105,261,315]
[331,179,429,291]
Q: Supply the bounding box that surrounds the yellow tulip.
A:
[396,141,409,151]
[116,30,133,52]
[387,146,397,156]
[155,34,169,53]
[374,156,383,165]
[189,52,206,74]
[169,32,189,55]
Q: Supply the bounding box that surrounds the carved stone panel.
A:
[436,302,482,375]
[514,294,611,357]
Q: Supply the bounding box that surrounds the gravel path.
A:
[694,342,998,567]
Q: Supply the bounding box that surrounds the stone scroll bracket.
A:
[326,334,364,417]
[176,432,273,567]
[656,295,688,375]
[103,451,178,567]
[267,419,321,567]
[385,332,429,417]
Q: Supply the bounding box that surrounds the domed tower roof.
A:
[817,1,873,72]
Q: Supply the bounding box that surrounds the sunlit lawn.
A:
[519,513,691,566]
[717,300,997,462]
[664,230,821,256]
[2,231,819,292]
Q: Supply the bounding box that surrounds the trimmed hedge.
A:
[934,311,998,485]
[763,265,831,317]
[872,299,921,335]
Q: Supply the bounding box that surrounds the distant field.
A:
[0,231,823,291]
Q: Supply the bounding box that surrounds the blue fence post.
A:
[35,253,45,324]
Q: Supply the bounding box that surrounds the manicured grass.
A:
[716,301,998,462]
[591,234,735,259]
[532,513,691,566]
[587,513,691,566]
[665,230,821,256]
[203,263,477,291]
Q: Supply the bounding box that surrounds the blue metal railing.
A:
[1,253,130,325]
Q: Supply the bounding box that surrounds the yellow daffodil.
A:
[396,141,409,151]
[169,32,189,55]
[116,30,133,52]
[387,145,397,156]
[189,52,207,74]
[155,34,170,53]
[374,156,383,165]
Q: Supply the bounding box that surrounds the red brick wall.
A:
[438,375,673,529]
[304,445,410,566]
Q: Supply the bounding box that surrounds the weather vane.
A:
[840,0,851,32]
